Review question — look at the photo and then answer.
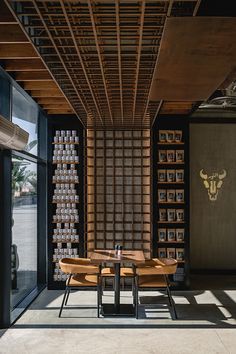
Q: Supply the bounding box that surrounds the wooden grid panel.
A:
[6,0,201,128]
[86,129,151,259]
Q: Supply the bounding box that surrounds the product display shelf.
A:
[155,123,189,288]
[51,129,81,284]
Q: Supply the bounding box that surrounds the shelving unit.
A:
[152,116,189,288]
[86,130,151,261]
[47,117,84,290]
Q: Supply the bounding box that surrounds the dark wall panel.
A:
[190,123,236,270]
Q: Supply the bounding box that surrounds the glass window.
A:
[12,86,38,155]
[11,156,37,309]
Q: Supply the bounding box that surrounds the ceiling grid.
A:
[4,0,200,127]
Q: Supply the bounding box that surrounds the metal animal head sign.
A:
[200,169,227,201]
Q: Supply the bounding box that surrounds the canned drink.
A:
[64,136,68,143]
[66,130,71,137]
[75,136,79,143]
[61,130,65,137]
[72,130,77,136]
[55,130,60,136]
[58,136,63,143]
[75,235,79,242]
[69,136,74,143]
[75,156,79,162]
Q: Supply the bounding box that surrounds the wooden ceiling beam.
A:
[132,0,145,125]
[88,0,113,125]
[29,90,64,98]
[0,24,28,43]
[0,43,38,59]
[36,97,69,104]
[60,0,103,126]
[15,71,52,81]
[42,104,71,109]
[22,81,58,90]
[4,59,47,71]
[115,0,123,125]
[46,109,74,114]
[31,0,90,124]
[193,0,202,16]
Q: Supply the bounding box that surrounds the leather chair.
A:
[135,258,178,319]
[59,257,102,317]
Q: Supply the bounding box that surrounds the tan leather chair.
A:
[59,257,101,318]
[135,258,178,319]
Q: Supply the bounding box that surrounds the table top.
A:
[90,249,145,264]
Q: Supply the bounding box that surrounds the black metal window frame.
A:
[0,66,48,328]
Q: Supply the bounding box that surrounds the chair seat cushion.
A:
[138,274,167,288]
[67,274,98,287]
[101,267,134,277]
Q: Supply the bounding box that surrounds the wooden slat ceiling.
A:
[1,0,201,127]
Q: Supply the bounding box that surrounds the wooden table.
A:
[90,249,145,316]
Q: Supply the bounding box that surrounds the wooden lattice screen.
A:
[86,130,151,259]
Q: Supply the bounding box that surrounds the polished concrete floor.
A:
[1,284,236,353]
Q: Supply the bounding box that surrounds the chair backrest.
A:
[59,257,99,275]
[136,258,177,275]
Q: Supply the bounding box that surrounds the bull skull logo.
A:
[200,169,227,201]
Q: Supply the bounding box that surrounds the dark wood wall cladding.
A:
[190,123,236,270]
[86,130,151,259]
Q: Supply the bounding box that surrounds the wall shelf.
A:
[153,121,189,288]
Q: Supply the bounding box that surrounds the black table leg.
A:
[101,261,135,317]
[114,262,120,313]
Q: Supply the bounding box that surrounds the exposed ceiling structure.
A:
[1,0,201,128]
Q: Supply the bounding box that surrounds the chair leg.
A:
[59,287,68,318]
[166,279,177,320]
[97,276,102,318]
[135,276,139,319]
[132,278,135,306]
[65,288,71,306]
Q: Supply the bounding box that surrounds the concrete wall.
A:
[190,123,236,270]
